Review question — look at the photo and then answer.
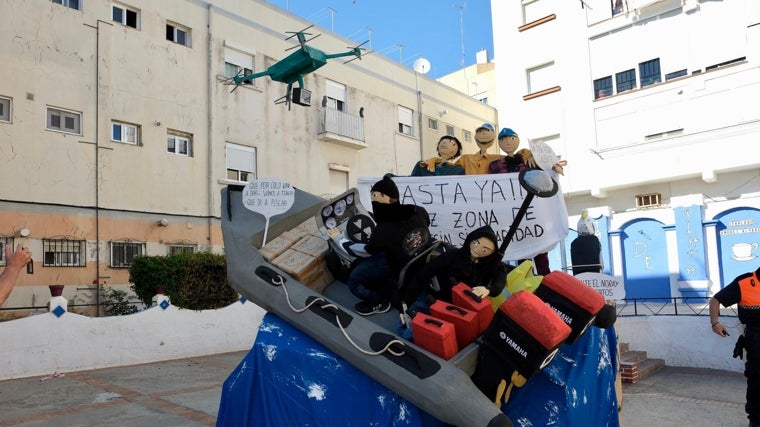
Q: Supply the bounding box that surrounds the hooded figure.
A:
[403,225,508,308]
[327,174,431,315]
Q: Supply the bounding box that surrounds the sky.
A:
[266,0,494,78]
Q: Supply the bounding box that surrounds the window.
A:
[639,58,661,88]
[224,46,253,80]
[168,244,195,256]
[526,62,555,94]
[428,118,438,131]
[522,0,553,25]
[111,121,139,145]
[51,0,80,10]
[665,69,687,81]
[636,193,662,209]
[462,129,471,143]
[0,237,12,266]
[593,76,613,99]
[226,143,256,182]
[611,0,624,15]
[47,107,81,135]
[397,106,413,136]
[112,3,139,29]
[325,79,347,112]
[615,69,636,93]
[167,132,192,156]
[110,241,144,268]
[43,239,85,267]
[166,22,190,47]
[445,124,455,136]
[0,96,10,122]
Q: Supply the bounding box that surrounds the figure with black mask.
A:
[327,175,430,316]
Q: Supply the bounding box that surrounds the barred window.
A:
[168,244,195,256]
[0,237,13,266]
[635,193,662,209]
[43,239,86,267]
[110,241,144,268]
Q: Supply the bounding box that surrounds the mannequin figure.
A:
[411,135,465,176]
[424,123,503,175]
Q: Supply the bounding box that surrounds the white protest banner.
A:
[242,178,295,246]
[575,272,626,300]
[357,174,569,261]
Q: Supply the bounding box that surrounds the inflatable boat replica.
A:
[221,170,610,427]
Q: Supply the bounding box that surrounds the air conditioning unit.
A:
[292,87,312,107]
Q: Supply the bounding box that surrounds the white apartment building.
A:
[491,0,759,213]
[0,0,496,312]
[491,0,760,297]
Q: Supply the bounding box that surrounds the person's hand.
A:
[524,155,537,168]
[471,286,489,298]
[552,160,568,175]
[424,157,442,173]
[711,321,729,337]
[326,227,343,240]
[6,245,31,272]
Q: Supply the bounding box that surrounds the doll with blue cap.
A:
[488,127,566,175]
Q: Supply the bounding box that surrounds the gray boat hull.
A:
[221,186,512,427]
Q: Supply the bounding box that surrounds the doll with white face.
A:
[411,136,465,176]
[422,123,503,175]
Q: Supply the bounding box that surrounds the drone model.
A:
[230,25,367,109]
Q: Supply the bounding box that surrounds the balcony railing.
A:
[317,107,366,149]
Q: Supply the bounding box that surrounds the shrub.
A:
[129,253,238,310]
[101,287,139,316]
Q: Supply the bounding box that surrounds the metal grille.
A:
[110,241,144,268]
[168,244,196,256]
[43,239,85,267]
[0,237,12,265]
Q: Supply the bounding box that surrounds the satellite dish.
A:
[413,57,431,74]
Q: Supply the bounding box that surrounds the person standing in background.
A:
[710,266,760,427]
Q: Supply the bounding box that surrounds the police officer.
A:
[710,266,760,427]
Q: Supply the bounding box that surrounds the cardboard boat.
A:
[221,185,513,427]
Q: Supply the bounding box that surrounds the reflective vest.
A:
[738,272,760,308]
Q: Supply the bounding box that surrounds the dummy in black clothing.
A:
[403,225,507,308]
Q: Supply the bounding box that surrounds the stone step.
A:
[621,350,648,364]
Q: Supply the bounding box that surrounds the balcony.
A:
[317,107,367,150]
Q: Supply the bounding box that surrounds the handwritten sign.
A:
[528,138,560,171]
[357,174,568,261]
[575,272,626,300]
[242,178,295,246]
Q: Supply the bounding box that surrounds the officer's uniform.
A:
[714,267,760,426]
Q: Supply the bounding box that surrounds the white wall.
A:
[616,315,745,373]
[0,296,266,380]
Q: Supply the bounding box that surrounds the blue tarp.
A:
[217,313,619,427]
[502,326,620,426]
[217,313,446,427]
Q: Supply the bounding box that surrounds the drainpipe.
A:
[206,4,214,252]
[85,20,108,316]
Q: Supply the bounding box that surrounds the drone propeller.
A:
[285,24,315,40]
[224,69,253,93]
[344,40,371,64]
[284,33,321,51]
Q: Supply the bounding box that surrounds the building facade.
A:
[492,0,760,296]
[0,0,497,312]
